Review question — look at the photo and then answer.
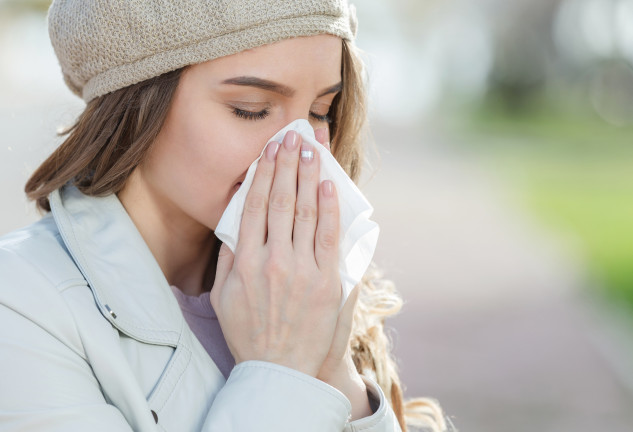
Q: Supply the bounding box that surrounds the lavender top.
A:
[170,286,235,379]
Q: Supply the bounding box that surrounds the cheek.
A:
[146,110,270,227]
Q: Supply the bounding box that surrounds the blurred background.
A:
[1,0,632,431]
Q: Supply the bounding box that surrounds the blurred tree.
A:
[486,0,564,113]
[1,0,51,13]
[590,58,633,126]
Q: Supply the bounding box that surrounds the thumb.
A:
[330,285,361,360]
[210,243,234,303]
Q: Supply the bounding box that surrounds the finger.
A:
[210,243,235,309]
[293,142,320,254]
[315,179,339,270]
[315,127,331,151]
[238,141,279,250]
[329,285,360,361]
[267,131,301,249]
[213,243,234,287]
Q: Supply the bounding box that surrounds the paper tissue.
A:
[215,119,379,307]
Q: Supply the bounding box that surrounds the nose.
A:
[281,99,323,130]
[282,112,321,135]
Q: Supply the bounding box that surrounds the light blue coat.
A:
[0,186,402,431]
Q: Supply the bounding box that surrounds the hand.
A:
[313,127,372,420]
[314,128,372,420]
[316,286,373,421]
[311,125,357,377]
[210,130,342,377]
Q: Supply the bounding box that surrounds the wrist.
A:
[319,357,372,421]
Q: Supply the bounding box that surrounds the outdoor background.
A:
[1,1,632,431]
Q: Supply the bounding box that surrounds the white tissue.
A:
[215,119,379,307]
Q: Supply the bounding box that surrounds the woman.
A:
[0,0,449,431]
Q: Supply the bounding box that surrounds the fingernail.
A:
[300,143,314,163]
[315,128,331,152]
[266,141,280,161]
[322,180,334,197]
[315,127,328,142]
[284,131,299,150]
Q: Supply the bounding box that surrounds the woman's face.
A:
[137,35,343,232]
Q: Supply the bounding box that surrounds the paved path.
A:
[363,122,633,432]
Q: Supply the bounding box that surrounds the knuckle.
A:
[295,204,317,222]
[292,273,309,291]
[322,202,339,217]
[269,191,294,212]
[277,154,299,170]
[209,289,219,309]
[259,160,276,176]
[234,251,249,268]
[218,244,232,258]
[244,192,267,215]
[292,262,312,285]
[319,199,339,219]
[237,265,257,284]
[234,251,256,277]
[313,278,340,306]
[299,158,318,178]
[327,282,342,305]
[264,254,290,281]
[317,229,337,250]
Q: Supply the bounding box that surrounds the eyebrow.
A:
[221,76,342,98]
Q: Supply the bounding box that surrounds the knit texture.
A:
[47,0,358,102]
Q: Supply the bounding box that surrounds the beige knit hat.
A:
[47,0,358,102]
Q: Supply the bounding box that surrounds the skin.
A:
[118,35,372,420]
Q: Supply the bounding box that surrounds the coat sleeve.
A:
[202,360,352,431]
[345,375,403,432]
[201,360,403,432]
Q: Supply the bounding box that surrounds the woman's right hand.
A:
[210,130,342,378]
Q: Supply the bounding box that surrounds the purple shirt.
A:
[170,286,235,379]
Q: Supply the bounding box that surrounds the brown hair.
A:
[25,68,184,211]
[25,40,447,431]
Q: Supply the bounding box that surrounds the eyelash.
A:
[310,112,332,123]
[232,108,331,123]
[232,108,270,121]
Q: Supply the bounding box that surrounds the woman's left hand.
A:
[313,128,372,421]
[317,285,372,421]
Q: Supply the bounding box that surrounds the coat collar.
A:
[50,186,183,346]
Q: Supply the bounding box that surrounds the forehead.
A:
[185,35,343,87]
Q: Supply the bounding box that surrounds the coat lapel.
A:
[49,186,183,346]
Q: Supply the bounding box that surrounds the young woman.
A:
[0,1,450,431]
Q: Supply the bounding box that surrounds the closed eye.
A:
[310,112,331,123]
[232,108,270,120]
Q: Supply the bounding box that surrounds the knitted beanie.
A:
[47,0,358,102]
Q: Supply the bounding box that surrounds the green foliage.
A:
[1,0,51,13]
[459,100,633,308]
[517,157,633,308]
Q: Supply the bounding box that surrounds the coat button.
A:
[151,410,158,424]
